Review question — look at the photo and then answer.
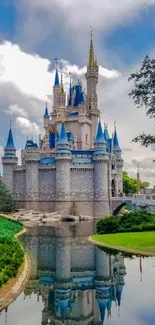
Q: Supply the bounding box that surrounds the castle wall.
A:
[14,169,26,200]
[39,168,56,201]
[71,168,94,201]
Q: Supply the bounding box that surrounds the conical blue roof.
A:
[54,68,59,86]
[67,130,74,141]
[68,78,72,106]
[104,126,109,142]
[97,299,109,323]
[58,122,69,145]
[94,120,106,145]
[114,129,121,151]
[5,127,16,151]
[116,284,124,306]
[59,299,69,321]
[79,90,85,104]
[74,85,81,107]
[44,105,49,118]
[55,130,59,142]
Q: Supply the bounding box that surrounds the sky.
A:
[1,0,155,184]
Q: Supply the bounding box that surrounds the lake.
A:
[0,223,155,325]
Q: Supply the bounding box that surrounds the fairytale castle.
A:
[2,32,123,218]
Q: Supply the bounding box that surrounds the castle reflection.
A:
[22,235,127,325]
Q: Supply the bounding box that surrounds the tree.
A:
[123,171,138,195]
[0,183,16,212]
[128,55,155,146]
[140,181,150,190]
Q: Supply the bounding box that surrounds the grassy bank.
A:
[0,216,24,287]
[91,232,155,254]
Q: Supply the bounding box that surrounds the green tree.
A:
[140,181,150,190]
[123,171,138,195]
[128,55,155,146]
[0,183,16,212]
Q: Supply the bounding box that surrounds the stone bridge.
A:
[111,194,155,215]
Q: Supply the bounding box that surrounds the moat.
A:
[0,222,155,325]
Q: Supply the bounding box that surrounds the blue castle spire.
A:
[55,130,59,142]
[113,122,121,151]
[67,130,74,142]
[103,123,109,142]
[44,102,49,118]
[68,74,72,106]
[54,59,60,86]
[5,124,16,151]
[94,120,106,145]
[58,122,69,145]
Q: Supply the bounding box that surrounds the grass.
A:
[0,216,24,287]
[91,232,155,254]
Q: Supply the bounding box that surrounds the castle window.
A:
[89,104,91,109]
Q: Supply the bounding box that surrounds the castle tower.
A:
[25,147,40,210]
[113,122,123,195]
[55,122,72,213]
[53,59,60,111]
[2,124,18,190]
[93,120,110,217]
[59,69,66,109]
[85,27,99,146]
[43,102,50,150]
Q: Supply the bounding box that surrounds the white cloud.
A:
[16,117,40,136]
[5,104,28,118]
[22,0,155,31]
[0,41,118,104]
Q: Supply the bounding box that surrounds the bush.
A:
[0,183,16,212]
[0,216,24,287]
[96,211,155,234]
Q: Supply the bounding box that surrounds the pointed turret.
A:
[2,123,18,190]
[54,59,60,87]
[88,26,95,67]
[5,124,16,151]
[94,119,106,147]
[43,102,49,118]
[104,123,109,142]
[113,121,121,151]
[85,27,99,147]
[59,69,64,95]
[68,73,72,106]
[57,122,69,146]
[55,130,59,142]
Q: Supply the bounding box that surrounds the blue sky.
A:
[1,0,155,183]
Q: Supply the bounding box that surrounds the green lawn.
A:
[91,232,155,254]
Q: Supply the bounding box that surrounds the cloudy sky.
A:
[1,0,155,184]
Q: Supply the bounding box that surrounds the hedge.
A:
[96,211,155,235]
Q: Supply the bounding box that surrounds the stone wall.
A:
[39,168,56,200]
[70,168,94,201]
[14,169,26,200]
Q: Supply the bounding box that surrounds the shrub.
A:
[0,183,16,212]
[0,216,24,287]
[97,211,155,234]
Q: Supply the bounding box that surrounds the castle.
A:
[2,32,123,218]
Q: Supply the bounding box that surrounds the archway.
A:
[113,202,127,216]
[111,179,116,197]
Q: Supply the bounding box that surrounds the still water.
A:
[0,231,155,325]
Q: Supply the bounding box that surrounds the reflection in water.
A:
[1,234,149,325]
[23,236,126,324]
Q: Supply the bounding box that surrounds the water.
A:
[0,229,155,325]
